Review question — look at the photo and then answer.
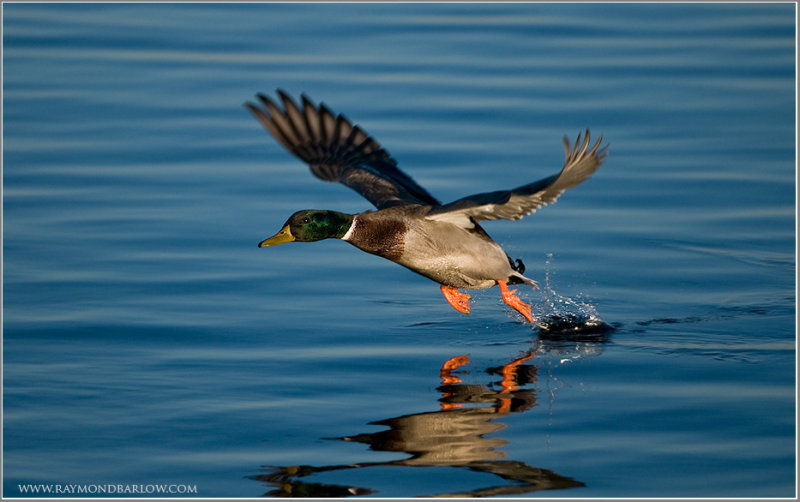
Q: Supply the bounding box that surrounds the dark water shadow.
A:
[251,340,609,497]
[628,299,792,333]
[536,312,616,342]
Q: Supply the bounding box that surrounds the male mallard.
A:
[246,91,607,322]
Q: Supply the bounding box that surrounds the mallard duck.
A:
[245,90,607,322]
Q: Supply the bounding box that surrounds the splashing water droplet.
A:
[532,254,614,340]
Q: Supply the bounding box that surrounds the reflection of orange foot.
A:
[498,352,535,413]
[441,354,470,372]
[500,352,534,393]
[440,285,471,314]
[440,355,470,410]
[440,355,469,385]
[497,280,533,323]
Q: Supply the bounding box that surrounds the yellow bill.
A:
[258,224,295,247]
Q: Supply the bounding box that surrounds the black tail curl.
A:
[507,256,527,285]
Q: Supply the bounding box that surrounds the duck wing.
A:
[246,90,440,209]
[426,131,607,228]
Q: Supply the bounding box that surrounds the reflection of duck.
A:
[247,91,607,322]
[253,352,584,497]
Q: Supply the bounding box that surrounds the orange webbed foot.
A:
[440,285,471,314]
[497,280,533,323]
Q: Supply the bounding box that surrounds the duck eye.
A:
[302,217,311,224]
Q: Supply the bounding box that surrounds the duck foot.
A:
[497,280,533,323]
[440,285,471,314]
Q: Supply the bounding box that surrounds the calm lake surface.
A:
[2,3,796,498]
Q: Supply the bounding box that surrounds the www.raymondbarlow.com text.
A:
[17,483,198,495]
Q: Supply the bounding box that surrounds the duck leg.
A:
[440,285,471,314]
[497,280,533,323]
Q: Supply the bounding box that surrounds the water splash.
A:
[531,254,614,340]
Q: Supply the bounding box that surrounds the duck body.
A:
[345,205,527,290]
[247,90,607,322]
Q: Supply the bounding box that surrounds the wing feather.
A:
[426,130,607,228]
[246,90,440,209]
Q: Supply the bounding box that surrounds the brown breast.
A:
[348,216,407,261]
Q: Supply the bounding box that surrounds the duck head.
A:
[258,210,354,247]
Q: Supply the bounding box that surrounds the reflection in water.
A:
[253,340,608,497]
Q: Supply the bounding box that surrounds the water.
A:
[2,3,796,498]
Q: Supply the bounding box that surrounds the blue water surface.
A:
[2,3,796,498]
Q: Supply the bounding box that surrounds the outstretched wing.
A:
[426,131,607,228]
[245,90,439,209]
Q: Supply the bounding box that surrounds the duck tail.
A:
[507,256,538,289]
[508,256,526,274]
[509,272,539,289]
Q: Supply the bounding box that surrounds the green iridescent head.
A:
[258,210,354,247]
